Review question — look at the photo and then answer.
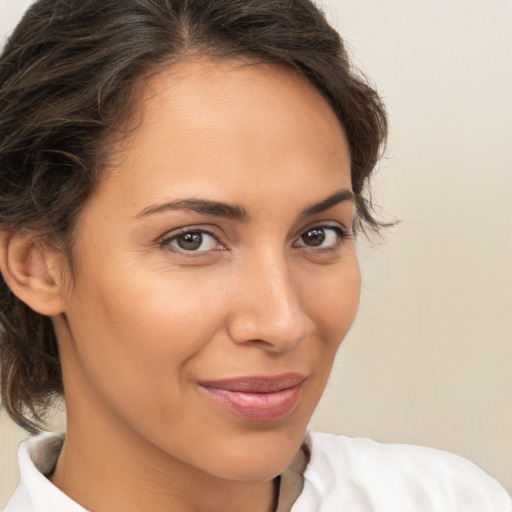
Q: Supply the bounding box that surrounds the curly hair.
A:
[0,0,387,433]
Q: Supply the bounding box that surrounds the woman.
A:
[0,1,510,511]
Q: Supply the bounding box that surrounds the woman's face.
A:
[54,59,360,480]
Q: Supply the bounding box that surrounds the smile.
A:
[198,373,307,422]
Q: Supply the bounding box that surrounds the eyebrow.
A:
[300,189,355,216]
[135,189,355,220]
[135,198,248,220]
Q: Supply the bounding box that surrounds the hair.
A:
[0,0,387,433]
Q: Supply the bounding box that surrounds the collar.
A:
[4,432,87,512]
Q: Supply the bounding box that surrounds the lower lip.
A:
[199,383,304,422]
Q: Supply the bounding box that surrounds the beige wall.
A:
[310,0,512,494]
[1,0,511,506]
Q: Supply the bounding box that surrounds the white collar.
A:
[5,430,510,512]
[4,432,87,512]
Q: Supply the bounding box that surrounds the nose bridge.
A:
[228,247,312,350]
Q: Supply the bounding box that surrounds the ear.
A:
[0,229,67,316]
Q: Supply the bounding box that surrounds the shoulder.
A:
[291,431,511,512]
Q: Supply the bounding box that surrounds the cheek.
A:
[71,268,219,375]
[61,267,228,447]
[306,258,361,350]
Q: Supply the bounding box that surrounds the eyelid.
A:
[295,220,351,238]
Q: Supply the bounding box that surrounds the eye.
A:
[161,229,223,253]
[294,225,347,249]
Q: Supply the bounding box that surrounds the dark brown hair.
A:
[0,0,387,432]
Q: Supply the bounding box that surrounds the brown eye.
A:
[162,229,221,252]
[176,232,203,251]
[294,225,347,249]
[301,228,326,247]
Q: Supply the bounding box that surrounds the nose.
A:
[226,251,314,352]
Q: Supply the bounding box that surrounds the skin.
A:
[12,60,360,512]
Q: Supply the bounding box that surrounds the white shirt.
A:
[3,431,511,512]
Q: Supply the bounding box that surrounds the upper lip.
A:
[198,373,308,393]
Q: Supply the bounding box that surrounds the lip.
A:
[198,373,307,422]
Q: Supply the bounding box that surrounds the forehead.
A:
[131,59,347,160]
[95,58,351,214]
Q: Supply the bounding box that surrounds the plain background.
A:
[1,0,511,506]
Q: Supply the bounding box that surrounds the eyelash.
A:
[159,224,351,255]
[293,224,350,252]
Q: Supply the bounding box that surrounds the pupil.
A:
[303,228,325,246]
[178,232,203,250]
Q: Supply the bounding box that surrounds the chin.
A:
[204,423,308,481]
[214,451,299,482]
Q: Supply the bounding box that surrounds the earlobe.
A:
[0,229,66,316]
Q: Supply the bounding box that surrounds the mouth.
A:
[197,373,307,422]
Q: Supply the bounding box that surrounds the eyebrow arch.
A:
[135,198,248,220]
[300,189,355,216]
[135,189,355,221]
